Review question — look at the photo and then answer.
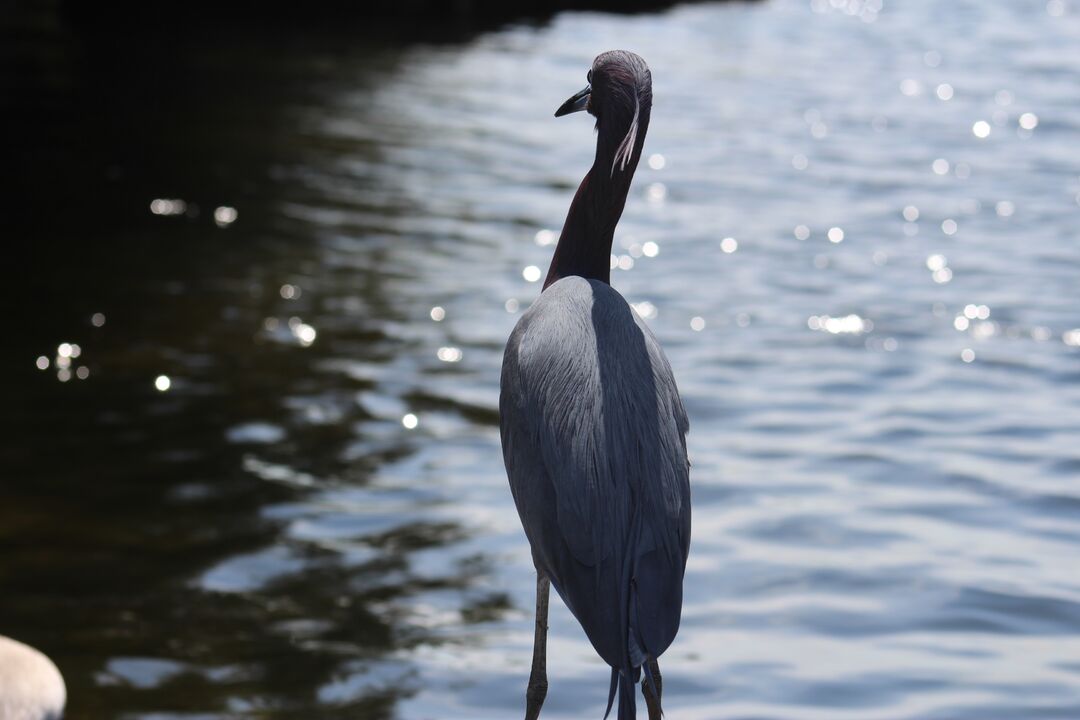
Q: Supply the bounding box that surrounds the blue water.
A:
[7,1,1080,718]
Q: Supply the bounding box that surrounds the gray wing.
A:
[499,277,690,668]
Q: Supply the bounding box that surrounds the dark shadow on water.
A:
[2,9,481,719]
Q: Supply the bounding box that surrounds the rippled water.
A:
[6,1,1080,718]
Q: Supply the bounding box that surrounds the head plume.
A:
[588,51,652,177]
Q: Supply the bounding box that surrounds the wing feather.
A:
[500,277,690,667]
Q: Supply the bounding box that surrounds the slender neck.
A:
[542,110,649,290]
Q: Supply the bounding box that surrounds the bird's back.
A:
[500,276,690,672]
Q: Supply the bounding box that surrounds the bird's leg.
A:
[642,658,663,720]
[525,572,551,720]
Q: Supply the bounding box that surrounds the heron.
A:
[499,51,691,720]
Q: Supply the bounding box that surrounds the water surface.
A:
[5,1,1080,718]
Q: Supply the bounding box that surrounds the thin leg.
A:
[525,572,550,720]
[642,658,662,720]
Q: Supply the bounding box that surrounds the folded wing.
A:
[500,277,690,669]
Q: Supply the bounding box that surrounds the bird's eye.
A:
[587,70,592,84]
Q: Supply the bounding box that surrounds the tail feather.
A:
[604,668,618,720]
[641,659,658,702]
[603,667,642,720]
[616,670,637,720]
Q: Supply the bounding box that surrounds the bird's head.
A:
[555,50,652,177]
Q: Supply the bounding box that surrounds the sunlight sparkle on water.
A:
[214,206,238,228]
[280,284,300,300]
[808,314,871,334]
[961,348,976,363]
[505,298,519,313]
[430,306,445,322]
[1019,112,1039,130]
[720,237,738,253]
[995,201,1015,217]
[794,225,810,240]
[932,158,950,175]
[534,229,556,246]
[642,241,659,257]
[903,205,920,222]
[926,254,948,271]
[35,356,49,370]
[827,227,844,243]
[632,301,657,320]
[810,0,881,17]
[402,413,418,429]
[91,312,106,327]
[647,153,666,170]
[522,265,541,282]
[942,218,958,235]
[646,183,667,203]
[936,84,954,101]
[293,324,317,346]
[437,347,463,362]
[155,375,171,391]
[972,321,997,340]
[1063,329,1080,347]
[690,316,705,331]
[150,199,186,216]
[972,120,991,138]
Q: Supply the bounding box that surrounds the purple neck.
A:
[542,120,646,290]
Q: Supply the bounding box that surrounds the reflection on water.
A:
[6,0,1080,718]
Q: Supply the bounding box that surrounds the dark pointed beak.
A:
[555,85,591,117]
